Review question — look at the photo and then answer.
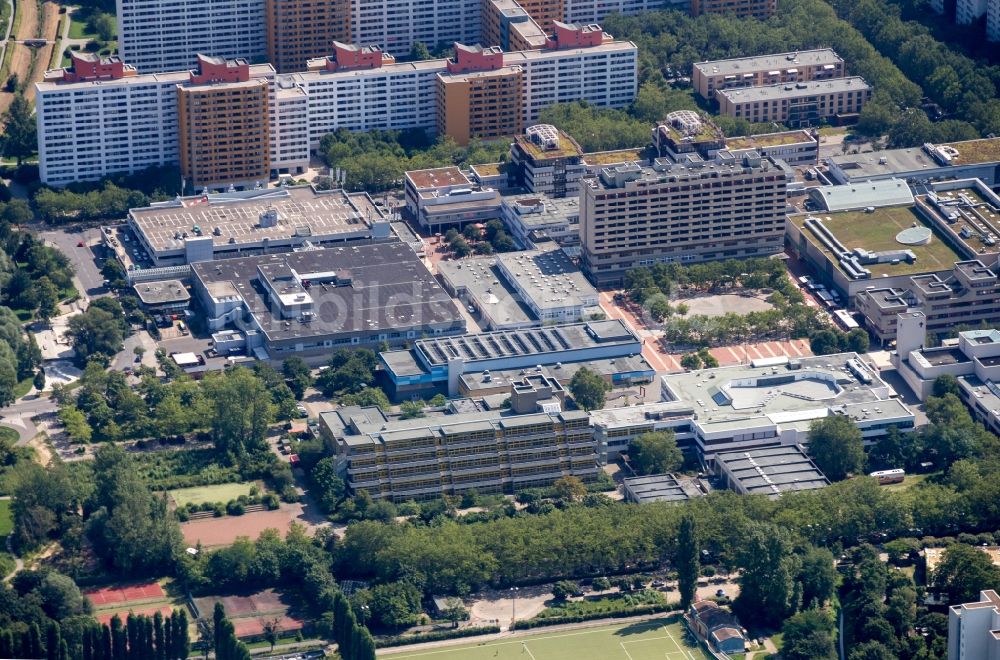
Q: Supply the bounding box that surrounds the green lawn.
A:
[883,472,937,492]
[167,481,257,507]
[0,500,13,539]
[68,13,97,40]
[0,428,18,446]
[387,618,711,660]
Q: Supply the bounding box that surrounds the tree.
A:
[262,617,281,654]
[734,523,797,627]
[399,400,425,419]
[88,12,116,42]
[807,414,865,481]
[799,547,836,608]
[2,95,36,164]
[630,431,682,475]
[309,457,346,512]
[568,368,610,411]
[202,368,275,463]
[933,544,1000,604]
[676,513,699,611]
[32,368,45,393]
[782,609,837,660]
[552,476,586,502]
[849,641,897,660]
[66,306,125,365]
[680,353,702,370]
[367,581,423,628]
[551,580,580,601]
[932,374,961,398]
[281,356,313,400]
[846,328,870,354]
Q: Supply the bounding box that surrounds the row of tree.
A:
[319,128,508,193]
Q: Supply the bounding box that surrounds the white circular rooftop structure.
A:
[896,225,933,246]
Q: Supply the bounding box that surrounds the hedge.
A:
[375,625,502,648]
[511,603,676,630]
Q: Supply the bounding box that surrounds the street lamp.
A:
[511,586,519,624]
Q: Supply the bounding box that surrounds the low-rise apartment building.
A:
[580,151,787,286]
[693,49,844,101]
[716,77,872,127]
[320,380,599,501]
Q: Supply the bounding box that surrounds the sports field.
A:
[167,481,256,506]
[384,618,712,660]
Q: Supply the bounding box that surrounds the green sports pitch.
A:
[384,618,713,660]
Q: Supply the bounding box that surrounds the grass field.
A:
[0,500,12,539]
[386,618,712,660]
[167,481,256,506]
[792,206,963,277]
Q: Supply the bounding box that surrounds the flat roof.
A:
[582,149,646,166]
[809,179,914,212]
[717,77,870,104]
[622,474,696,503]
[515,131,583,161]
[716,444,830,498]
[661,353,910,430]
[414,319,638,367]
[39,63,275,90]
[130,186,380,254]
[458,355,655,392]
[725,130,816,150]
[191,242,464,343]
[438,257,536,328]
[496,248,597,311]
[694,49,842,78]
[831,138,1000,181]
[789,206,964,278]
[503,194,579,228]
[406,166,471,190]
[133,279,190,305]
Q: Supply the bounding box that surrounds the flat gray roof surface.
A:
[131,186,378,253]
[623,474,691,503]
[414,319,638,367]
[496,248,597,312]
[717,77,870,103]
[192,242,463,342]
[459,355,655,392]
[133,279,190,304]
[716,445,829,497]
[503,194,580,229]
[694,49,842,77]
[438,257,536,327]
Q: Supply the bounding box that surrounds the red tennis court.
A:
[232,615,303,638]
[85,582,166,607]
[96,605,176,626]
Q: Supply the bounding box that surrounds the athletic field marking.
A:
[523,642,537,660]
[390,621,668,657]
[662,625,698,660]
[619,642,635,660]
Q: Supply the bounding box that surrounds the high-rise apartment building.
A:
[352,0,482,55]
[177,56,271,190]
[36,53,181,186]
[265,0,350,73]
[561,0,665,23]
[948,590,1000,660]
[580,152,787,285]
[436,46,524,144]
[515,0,564,30]
[37,30,637,187]
[117,0,266,73]
[692,49,845,101]
[690,0,775,19]
[716,77,872,127]
[989,0,1000,40]
[956,0,988,23]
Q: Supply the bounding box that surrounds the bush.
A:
[591,577,611,591]
[513,603,674,630]
[226,500,245,516]
[281,485,300,503]
[262,493,280,510]
[375,625,501,648]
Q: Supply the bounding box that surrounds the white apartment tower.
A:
[351,0,481,55]
[989,0,1000,40]
[117,0,266,73]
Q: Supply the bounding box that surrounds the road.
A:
[0,394,56,445]
[37,226,110,304]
